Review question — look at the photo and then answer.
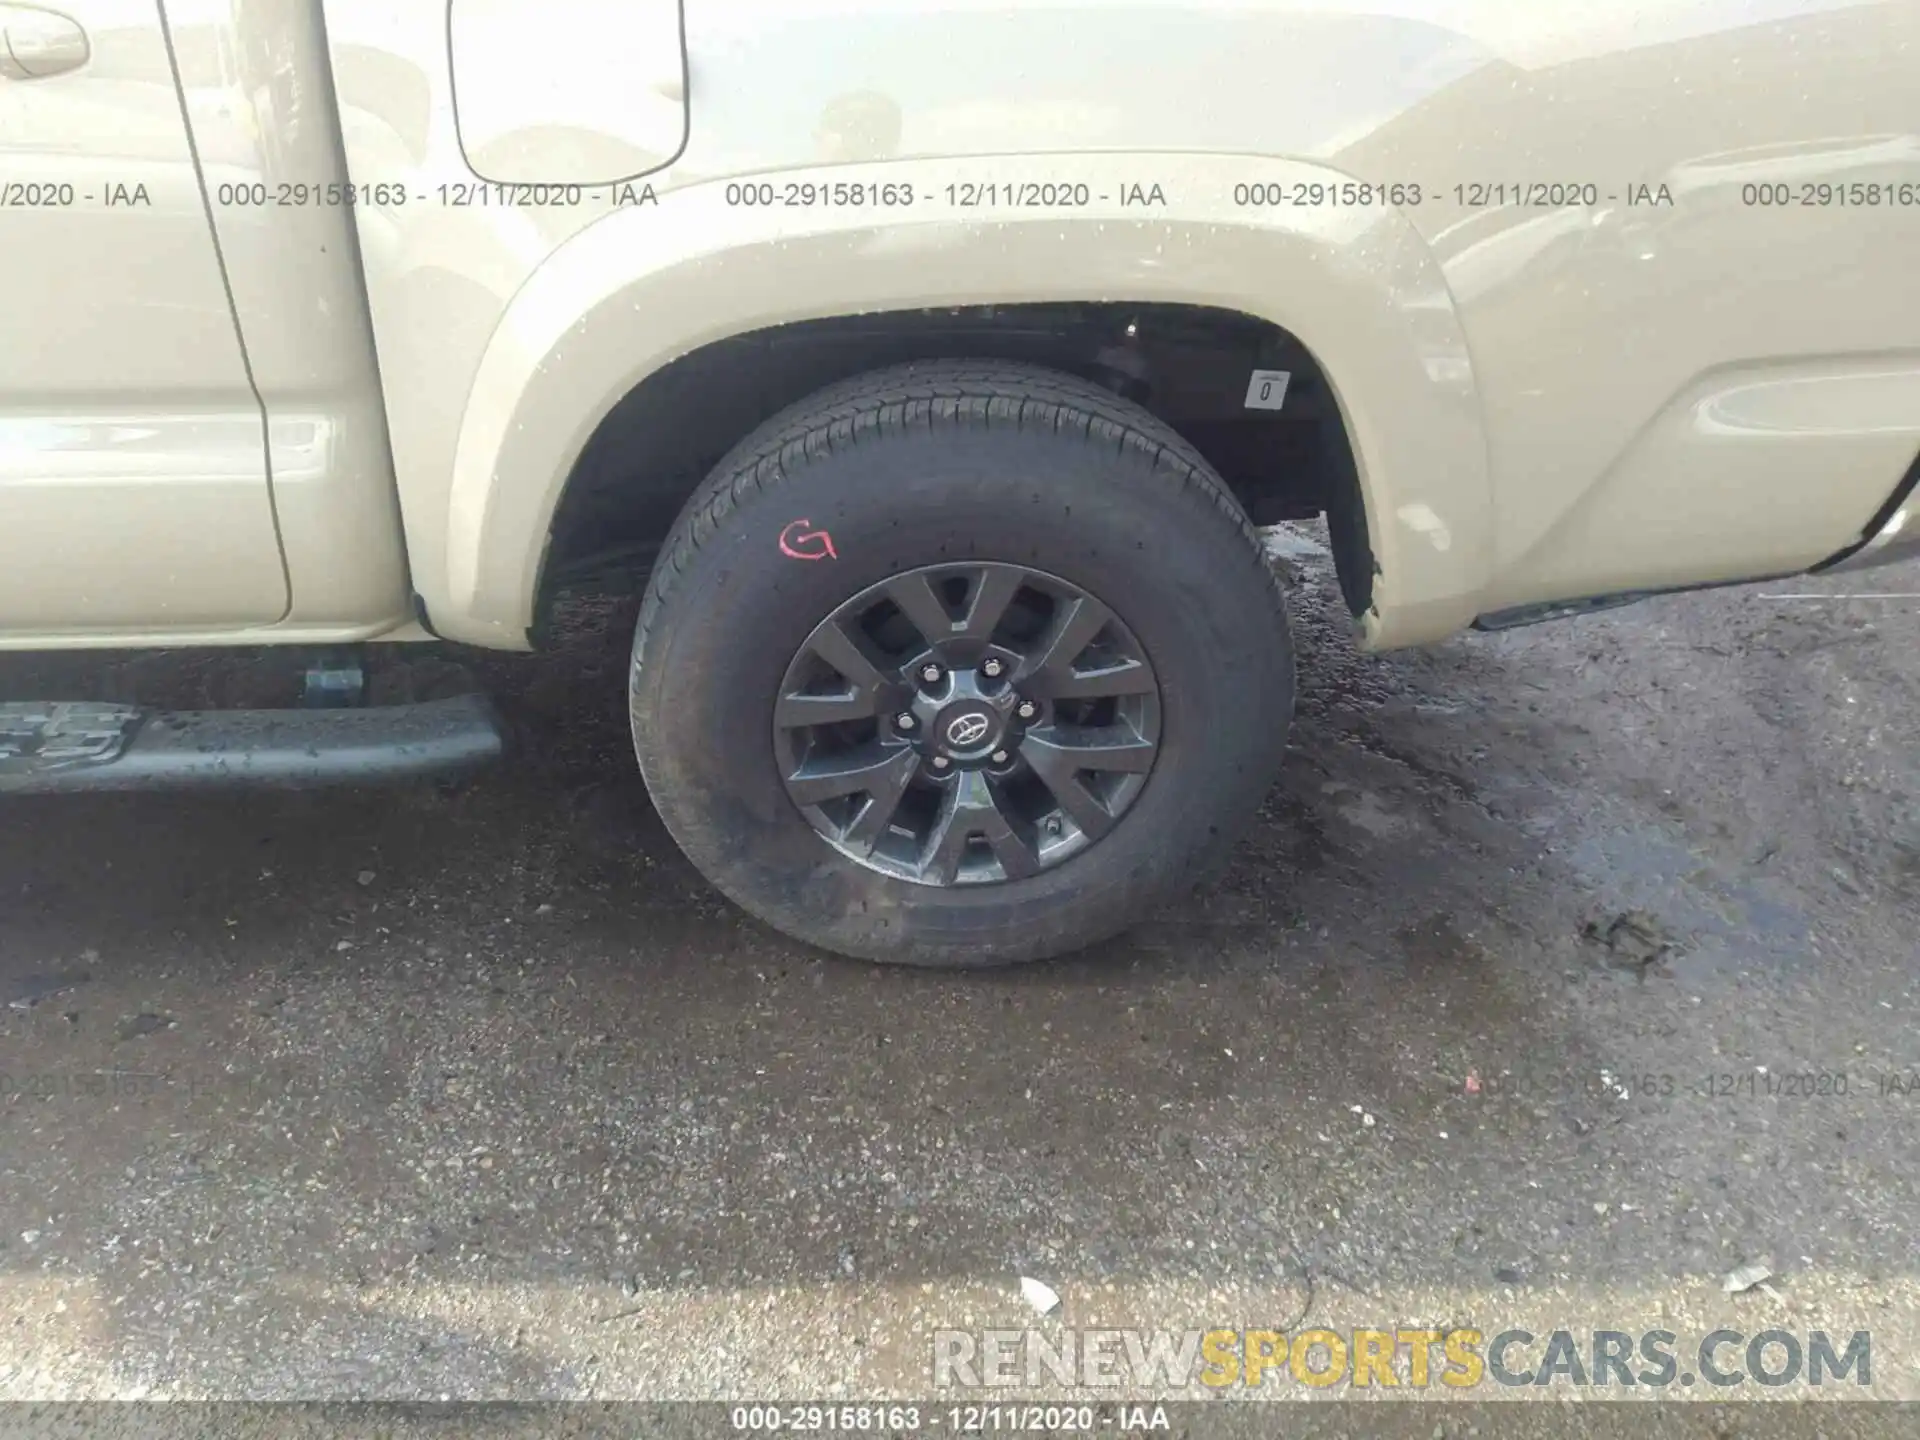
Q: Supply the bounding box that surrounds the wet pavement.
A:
[0,530,1916,1416]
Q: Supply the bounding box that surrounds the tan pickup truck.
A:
[2,0,1917,965]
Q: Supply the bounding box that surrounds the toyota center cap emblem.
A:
[945,712,992,747]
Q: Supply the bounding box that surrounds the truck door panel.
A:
[0,0,285,636]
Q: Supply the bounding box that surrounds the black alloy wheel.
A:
[773,561,1162,886]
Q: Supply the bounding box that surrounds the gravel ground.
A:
[1,531,1916,1428]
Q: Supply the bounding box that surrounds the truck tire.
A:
[630,361,1294,967]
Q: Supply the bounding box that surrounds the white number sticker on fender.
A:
[1243,370,1291,411]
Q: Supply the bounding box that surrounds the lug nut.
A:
[1016,701,1038,720]
[919,663,944,684]
[981,657,1005,678]
[990,750,1009,765]
[930,755,951,770]
[895,712,916,731]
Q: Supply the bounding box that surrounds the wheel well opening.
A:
[538,302,1373,633]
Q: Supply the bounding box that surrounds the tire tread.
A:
[635,362,1282,682]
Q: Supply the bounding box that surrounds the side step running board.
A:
[0,693,506,794]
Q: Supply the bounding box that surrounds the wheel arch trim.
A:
[435,153,1495,650]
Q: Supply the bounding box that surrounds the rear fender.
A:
[435,154,1493,650]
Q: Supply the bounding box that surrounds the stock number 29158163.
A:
[731,1406,922,1431]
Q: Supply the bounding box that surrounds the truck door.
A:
[0,0,284,638]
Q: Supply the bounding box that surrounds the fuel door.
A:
[448,0,686,185]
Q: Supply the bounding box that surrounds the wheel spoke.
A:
[983,818,1043,881]
[1019,596,1117,699]
[805,617,891,694]
[1033,656,1156,700]
[786,743,916,808]
[1031,770,1114,841]
[884,572,957,651]
[958,566,1023,643]
[774,687,880,729]
[1016,726,1158,840]
[887,566,1025,657]
[920,770,1039,884]
[1024,723,1158,775]
[840,749,921,853]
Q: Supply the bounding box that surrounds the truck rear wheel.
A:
[629,361,1294,967]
